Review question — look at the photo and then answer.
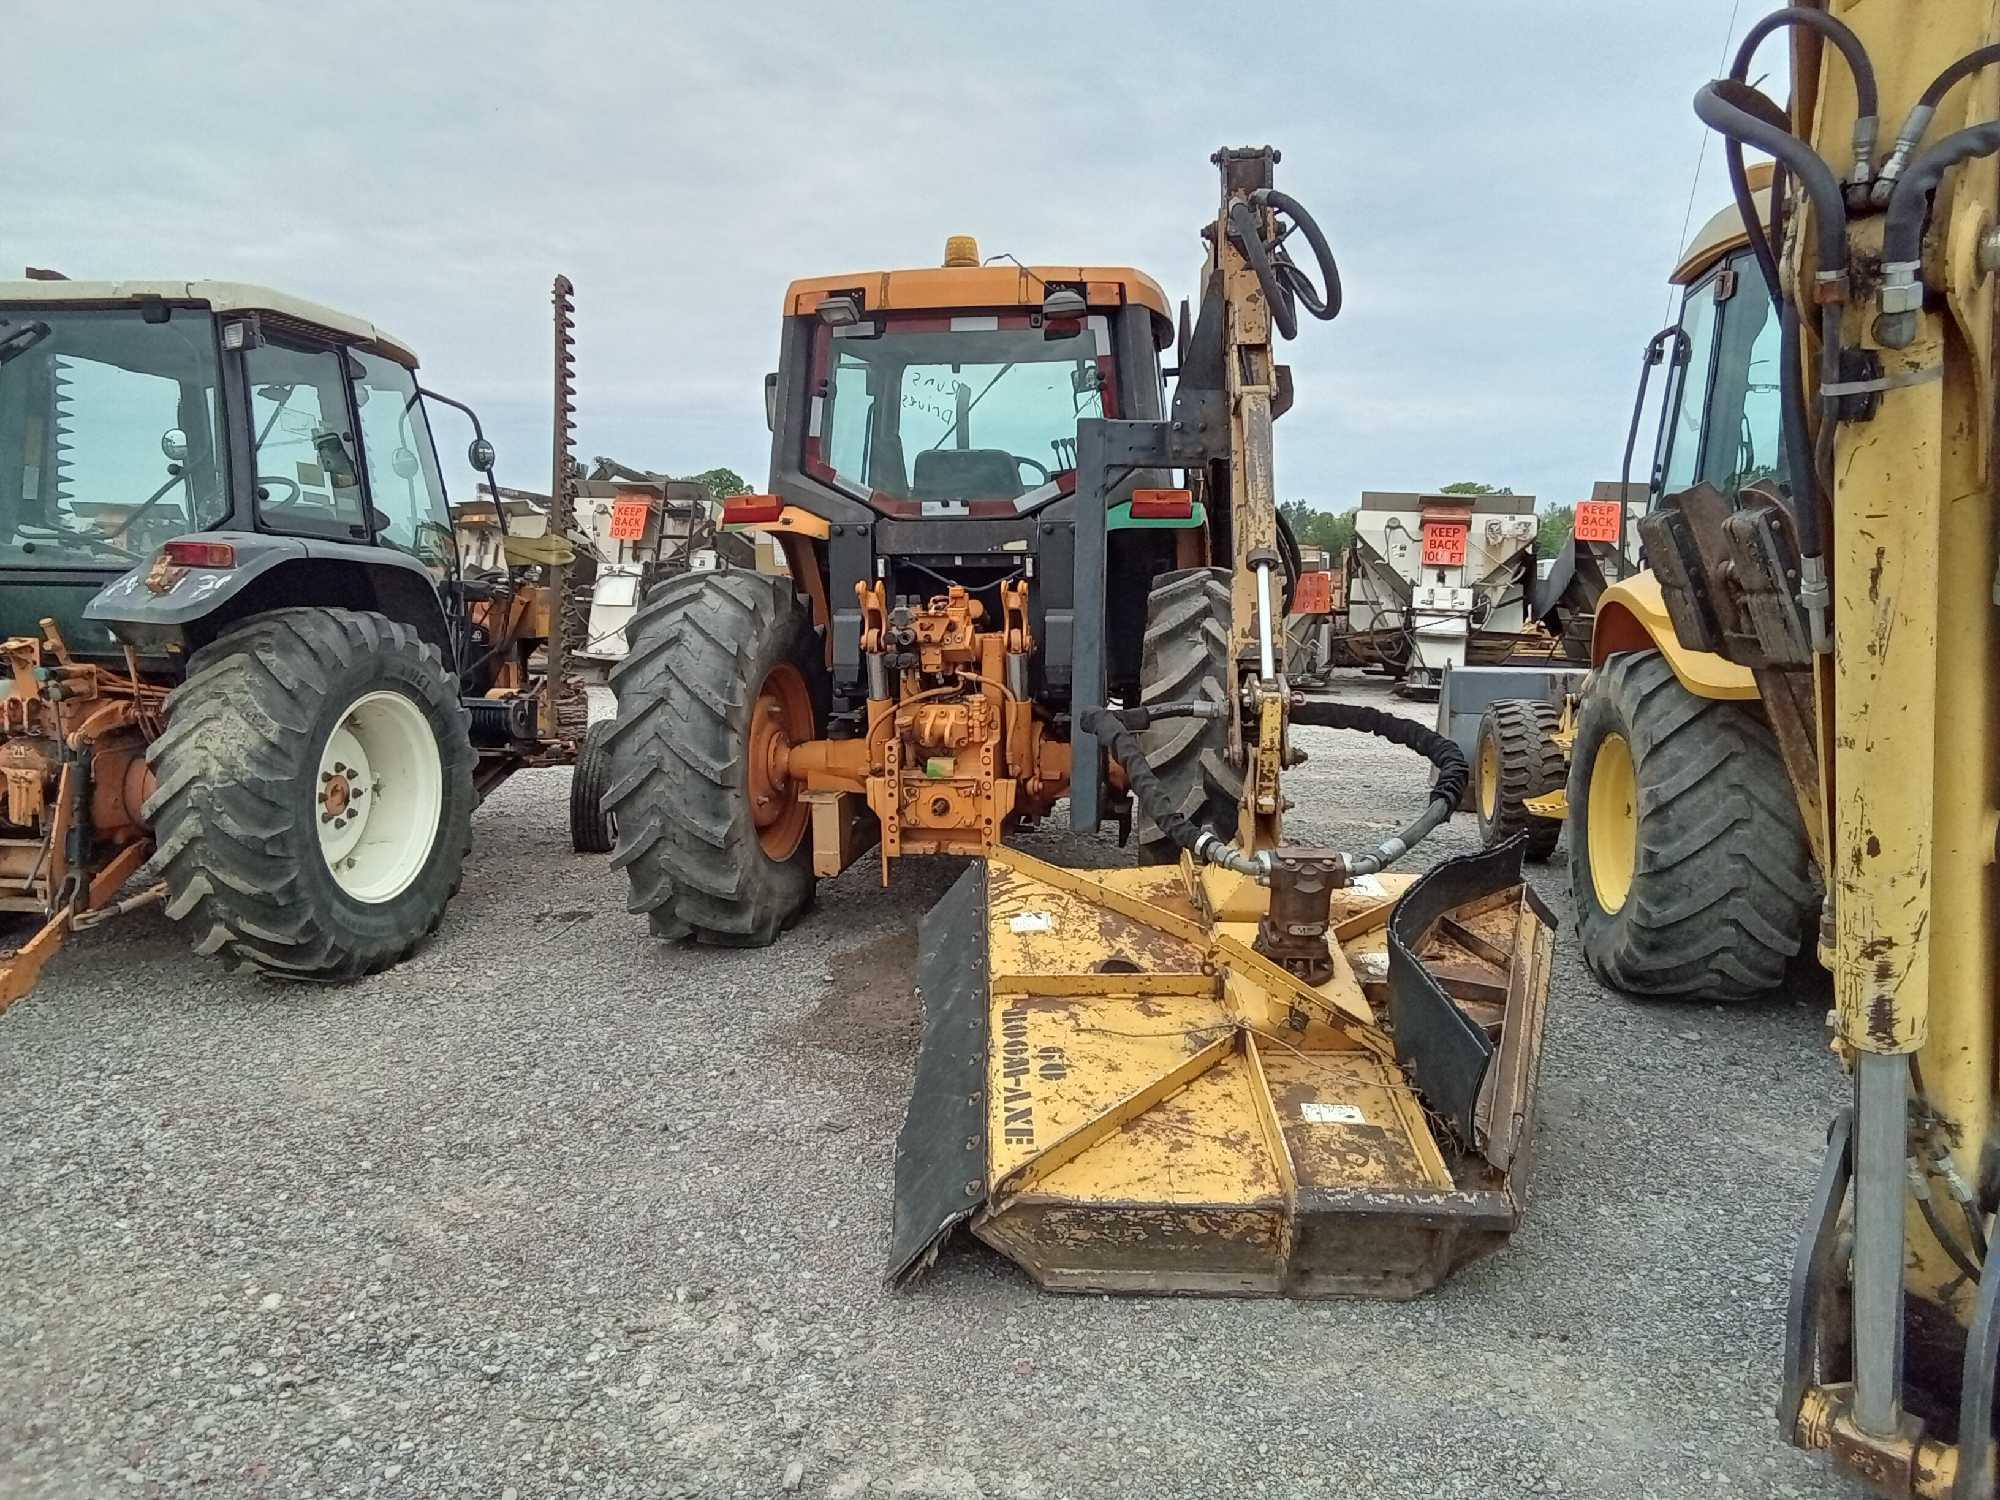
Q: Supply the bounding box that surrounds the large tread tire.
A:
[1568,650,1817,1001]
[604,571,823,946]
[146,607,476,981]
[1475,699,1564,862]
[569,719,615,854]
[1134,567,1243,864]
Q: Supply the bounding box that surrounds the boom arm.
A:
[1691,7,2000,1494]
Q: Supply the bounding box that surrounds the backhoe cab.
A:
[0,277,591,1007]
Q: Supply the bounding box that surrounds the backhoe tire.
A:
[1135,567,1243,864]
[1567,649,1816,1001]
[604,570,824,946]
[1474,699,1564,862]
[569,719,615,854]
[146,607,476,980]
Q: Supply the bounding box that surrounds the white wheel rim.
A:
[315,689,443,904]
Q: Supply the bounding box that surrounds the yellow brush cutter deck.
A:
[889,839,1554,1297]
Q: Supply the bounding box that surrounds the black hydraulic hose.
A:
[1730,7,1878,185]
[1920,44,2000,111]
[1083,696,1468,878]
[1253,188,1342,323]
[1291,700,1468,813]
[1081,707,1220,863]
[1778,297,1825,566]
[1695,81,1849,279]
[1879,118,2000,348]
[1915,1176,1986,1282]
[1274,507,1303,609]
[1885,119,2000,265]
[1229,201,1299,341]
[1873,44,2000,205]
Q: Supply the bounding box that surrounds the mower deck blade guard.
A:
[887,841,1554,1297]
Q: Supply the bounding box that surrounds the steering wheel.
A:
[1015,455,1052,486]
[255,475,303,508]
[105,469,189,542]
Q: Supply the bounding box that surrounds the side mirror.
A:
[468,437,496,472]
[764,373,778,434]
[160,428,188,462]
[391,446,421,480]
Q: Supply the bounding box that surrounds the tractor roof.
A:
[0,279,419,367]
[1671,161,1775,286]
[783,262,1175,348]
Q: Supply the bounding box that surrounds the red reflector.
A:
[1130,488,1194,520]
[722,494,784,525]
[163,540,236,568]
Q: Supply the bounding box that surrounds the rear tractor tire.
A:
[1567,650,1817,1001]
[1473,699,1564,862]
[604,571,824,946]
[1134,567,1244,864]
[569,719,615,854]
[146,607,476,980]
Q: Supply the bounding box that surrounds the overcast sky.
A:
[12,1,1761,514]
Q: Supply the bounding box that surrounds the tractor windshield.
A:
[1655,249,1784,504]
[815,317,1111,507]
[0,307,230,568]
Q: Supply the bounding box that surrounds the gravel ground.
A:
[1,670,1854,1500]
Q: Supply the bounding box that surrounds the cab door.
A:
[347,349,453,576]
[240,339,371,543]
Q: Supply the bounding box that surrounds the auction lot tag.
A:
[1301,1102,1367,1125]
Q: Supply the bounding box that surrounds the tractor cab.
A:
[0,280,463,661]
[767,238,1174,520]
[755,241,1182,722]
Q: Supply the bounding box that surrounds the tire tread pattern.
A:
[1568,650,1817,1000]
[1476,699,1565,861]
[146,607,475,981]
[603,571,817,945]
[1134,567,1243,863]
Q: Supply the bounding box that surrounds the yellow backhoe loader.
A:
[1470,164,1823,1001]
[1656,5,2000,1493]
[604,148,1557,1297]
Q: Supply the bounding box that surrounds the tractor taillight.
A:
[722,495,784,526]
[162,540,236,568]
[1130,489,1194,520]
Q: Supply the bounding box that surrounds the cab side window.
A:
[243,342,367,541]
[351,350,449,565]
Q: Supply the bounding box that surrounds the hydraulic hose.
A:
[1082,706,1258,873]
[1729,7,1878,201]
[1292,700,1467,874]
[1693,76,1847,648]
[1873,43,2000,205]
[1228,190,1341,342]
[1081,698,1467,882]
[1695,81,1849,279]
[1253,188,1342,323]
[1887,120,2000,259]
